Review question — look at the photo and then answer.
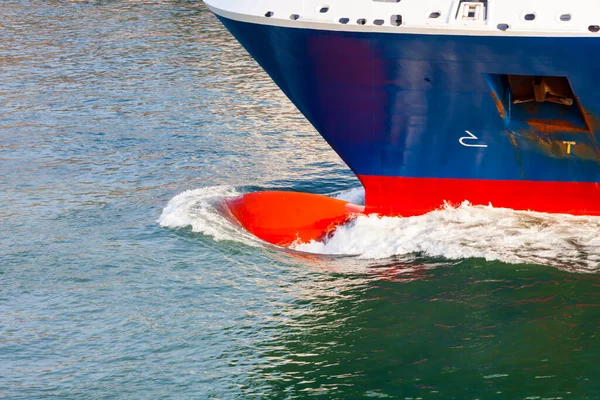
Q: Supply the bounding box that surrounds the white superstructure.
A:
[204,0,600,37]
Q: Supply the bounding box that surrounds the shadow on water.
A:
[238,258,600,399]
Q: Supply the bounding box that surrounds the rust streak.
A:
[526,119,590,134]
[490,90,506,119]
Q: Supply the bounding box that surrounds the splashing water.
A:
[159,186,600,270]
[157,186,262,247]
[333,186,365,204]
[295,201,600,270]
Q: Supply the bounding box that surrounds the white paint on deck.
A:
[204,0,600,37]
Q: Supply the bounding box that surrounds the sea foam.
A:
[158,185,261,247]
[160,186,600,270]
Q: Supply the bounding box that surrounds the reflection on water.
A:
[236,260,600,398]
[3,1,600,399]
[1,0,355,199]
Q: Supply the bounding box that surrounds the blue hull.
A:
[218,17,600,182]
[214,15,600,215]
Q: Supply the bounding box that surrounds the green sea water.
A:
[2,1,600,399]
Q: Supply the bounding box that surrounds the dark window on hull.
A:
[507,75,574,107]
[484,73,590,133]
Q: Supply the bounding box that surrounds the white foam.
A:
[160,187,600,270]
[158,186,366,247]
[293,201,600,270]
[157,186,261,246]
[333,186,365,205]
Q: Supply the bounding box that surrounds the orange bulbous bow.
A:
[225,191,364,246]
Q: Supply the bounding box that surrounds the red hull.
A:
[359,175,600,216]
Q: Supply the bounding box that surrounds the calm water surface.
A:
[2,1,600,399]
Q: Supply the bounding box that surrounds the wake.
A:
[159,186,600,270]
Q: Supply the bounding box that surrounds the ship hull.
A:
[216,15,600,216]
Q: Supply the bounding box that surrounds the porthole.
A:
[429,12,441,19]
[391,14,402,26]
[319,6,329,13]
[590,25,600,32]
[497,23,509,31]
[265,11,274,17]
[339,17,349,24]
[374,19,384,26]
[524,13,535,21]
[560,14,571,22]
[290,14,300,20]
[357,18,367,25]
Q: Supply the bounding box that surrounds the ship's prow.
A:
[206,0,600,245]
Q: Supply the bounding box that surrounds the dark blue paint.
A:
[219,16,600,182]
